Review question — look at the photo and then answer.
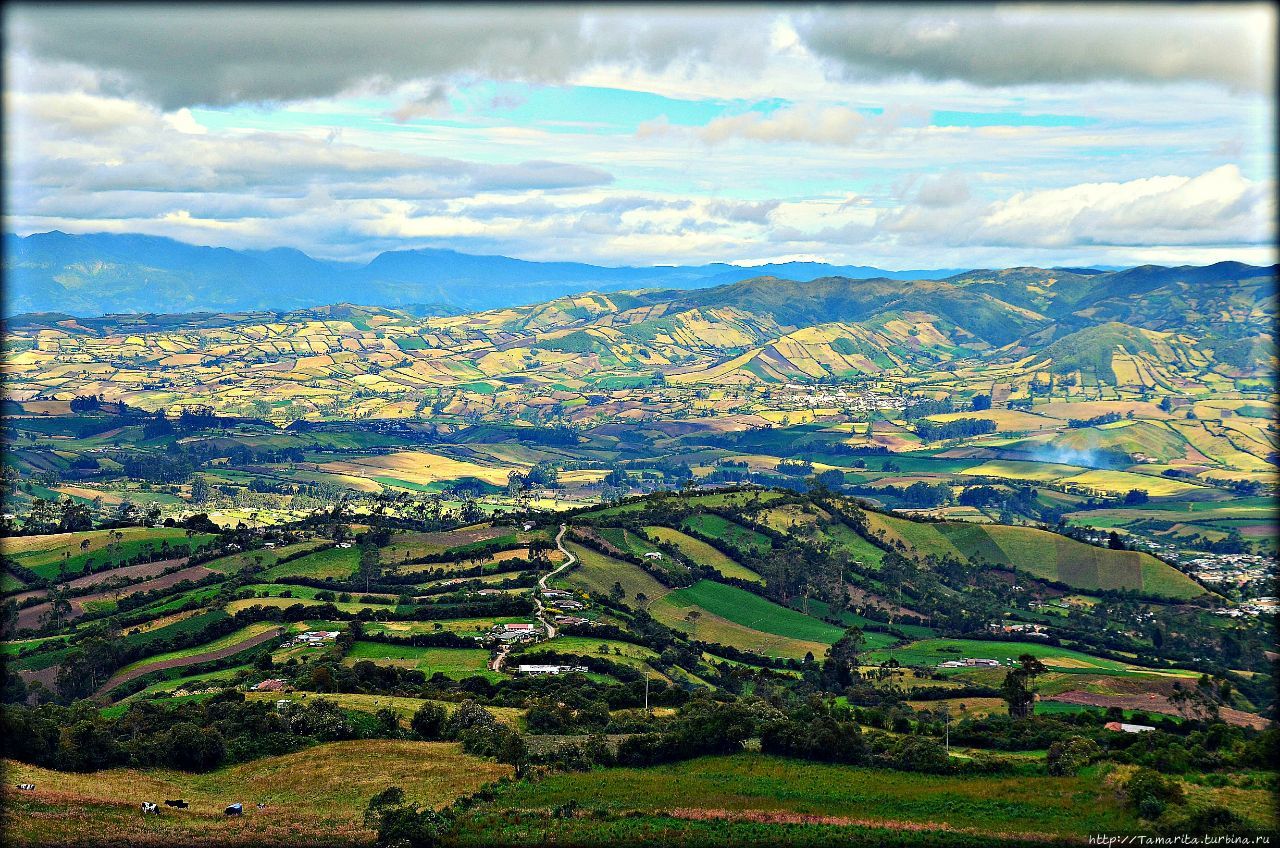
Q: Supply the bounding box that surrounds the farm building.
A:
[252,678,287,692]
[1104,722,1155,733]
[937,658,1002,669]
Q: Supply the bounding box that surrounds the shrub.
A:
[1047,736,1101,776]
[1126,767,1185,819]
[411,701,447,740]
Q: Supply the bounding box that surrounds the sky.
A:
[4,3,1276,269]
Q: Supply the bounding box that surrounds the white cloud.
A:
[878,165,1274,250]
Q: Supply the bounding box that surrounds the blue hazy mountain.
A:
[2,231,964,316]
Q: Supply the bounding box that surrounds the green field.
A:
[345,641,501,681]
[4,528,216,579]
[681,514,772,554]
[562,541,672,603]
[462,753,1148,839]
[260,546,359,581]
[665,580,844,644]
[865,638,1139,674]
[203,541,327,574]
[644,526,764,584]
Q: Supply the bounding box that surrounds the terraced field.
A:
[98,623,284,698]
[4,528,217,579]
[643,526,764,584]
[680,514,772,554]
[861,512,1205,600]
[561,542,672,604]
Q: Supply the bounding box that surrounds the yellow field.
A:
[319,450,513,486]
[959,460,1085,482]
[924,410,1057,432]
[1059,469,1202,497]
[1035,400,1171,420]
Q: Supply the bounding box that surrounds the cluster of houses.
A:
[987,622,1049,638]
[516,664,589,676]
[491,622,542,643]
[541,588,585,611]
[780,386,913,413]
[1213,596,1278,618]
[282,630,339,648]
[1183,552,1274,590]
[936,657,1003,669]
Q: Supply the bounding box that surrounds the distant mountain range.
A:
[3,231,975,316]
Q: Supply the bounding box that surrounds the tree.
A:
[190,475,211,504]
[608,581,625,603]
[971,393,992,411]
[410,702,447,740]
[1001,654,1047,719]
[359,543,382,593]
[823,626,865,689]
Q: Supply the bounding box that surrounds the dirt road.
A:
[93,626,283,701]
[490,524,578,674]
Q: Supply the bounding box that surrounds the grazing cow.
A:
[224,803,243,816]
[256,802,266,811]
[16,783,36,791]
[141,802,160,816]
[164,799,189,808]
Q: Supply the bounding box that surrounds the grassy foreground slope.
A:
[454,753,1148,844]
[3,740,510,848]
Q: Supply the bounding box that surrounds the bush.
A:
[1126,767,1185,819]
[411,702,447,741]
[1046,736,1100,776]
[364,786,451,848]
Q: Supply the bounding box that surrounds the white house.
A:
[517,664,589,676]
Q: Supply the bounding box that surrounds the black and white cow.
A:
[141,802,160,816]
[224,803,243,816]
[165,799,189,808]
[15,783,36,791]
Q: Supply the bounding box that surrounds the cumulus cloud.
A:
[975,164,1273,247]
[879,165,1273,249]
[795,5,1274,92]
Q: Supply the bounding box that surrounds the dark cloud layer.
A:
[8,4,1271,109]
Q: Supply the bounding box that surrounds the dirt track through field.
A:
[74,564,214,608]
[14,561,211,631]
[1049,690,1269,730]
[93,627,283,701]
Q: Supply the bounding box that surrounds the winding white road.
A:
[490,523,578,673]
